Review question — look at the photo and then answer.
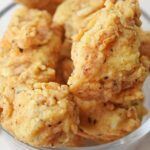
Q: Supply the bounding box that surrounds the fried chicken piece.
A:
[53,0,106,38]
[0,7,62,84]
[0,7,81,147]
[53,0,140,38]
[68,0,148,101]
[1,7,62,50]
[15,0,63,14]
[0,81,79,147]
[75,96,146,142]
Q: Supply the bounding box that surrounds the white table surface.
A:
[0,0,150,150]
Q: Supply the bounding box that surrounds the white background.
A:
[0,0,150,149]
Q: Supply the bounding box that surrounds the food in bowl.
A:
[0,0,149,148]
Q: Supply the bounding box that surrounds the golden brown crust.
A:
[0,7,62,84]
[53,0,106,38]
[0,81,79,147]
[0,0,148,147]
[0,7,79,147]
[75,97,146,142]
[68,0,148,102]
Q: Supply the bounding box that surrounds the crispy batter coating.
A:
[54,0,141,38]
[0,7,62,84]
[15,0,63,14]
[53,0,106,38]
[0,81,79,147]
[1,7,61,50]
[68,0,148,102]
[0,7,81,147]
[0,0,148,147]
[75,97,146,142]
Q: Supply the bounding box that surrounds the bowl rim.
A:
[0,3,150,150]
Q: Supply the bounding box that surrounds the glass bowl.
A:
[0,1,150,150]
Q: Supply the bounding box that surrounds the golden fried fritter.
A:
[0,7,80,147]
[0,0,148,147]
[75,97,146,142]
[0,81,79,147]
[68,0,148,102]
[15,0,63,14]
[53,0,106,38]
[0,7,62,84]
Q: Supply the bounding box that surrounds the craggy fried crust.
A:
[0,81,79,147]
[68,0,148,101]
[0,0,148,147]
[0,7,62,84]
[0,7,80,147]
[53,0,106,38]
[15,0,63,14]
[75,96,146,142]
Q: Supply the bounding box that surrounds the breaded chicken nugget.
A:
[0,7,62,84]
[0,81,79,147]
[53,0,106,38]
[68,0,148,101]
[1,7,62,50]
[75,97,146,142]
[15,0,63,14]
[0,7,80,147]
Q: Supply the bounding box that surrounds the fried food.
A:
[68,0,148,102]
[0,7,62,84]
[0,0,148,147]
[0,81,79,147]
[0,7,81,147]
[1,7,61,50]
[15,0,63,14]
[53,0,106,38]
[75,97,146,142]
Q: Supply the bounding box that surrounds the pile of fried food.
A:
[0,0,150,148]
